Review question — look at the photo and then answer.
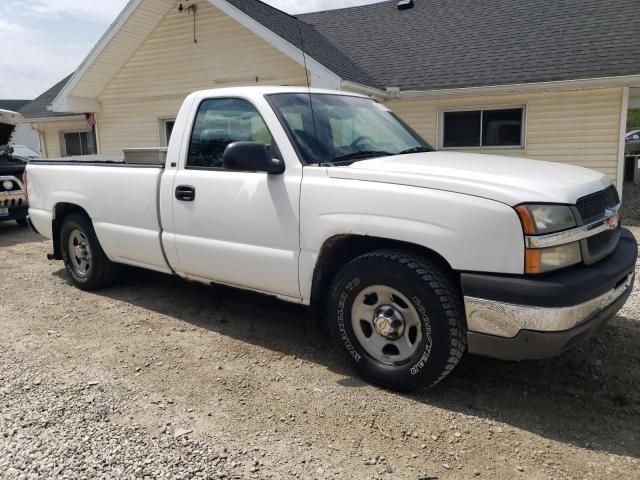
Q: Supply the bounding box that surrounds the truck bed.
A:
[27,161,171,273]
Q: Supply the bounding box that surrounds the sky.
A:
[0,0,383,100]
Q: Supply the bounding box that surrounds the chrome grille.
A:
[575,186,619,224]
[587,229,617,256]
[1,197,24,207]
[574,186,621,263]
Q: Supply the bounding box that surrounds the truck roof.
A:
[186,86,369,101]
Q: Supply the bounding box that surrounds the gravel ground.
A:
[1,223,639,479]
[623,182,640,226]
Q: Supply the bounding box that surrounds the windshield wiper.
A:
[397,146,435,155]
[324,150,394,165]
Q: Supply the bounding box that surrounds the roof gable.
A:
[51,0,360,112]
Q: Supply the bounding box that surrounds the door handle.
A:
[175,185,196,202]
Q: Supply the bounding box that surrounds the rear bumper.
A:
[461,228,637,361]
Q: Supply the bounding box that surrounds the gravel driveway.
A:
[1,223,639,479]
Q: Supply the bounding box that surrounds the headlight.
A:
[525,242,582,274]
[515,205,576,234]
[2,180,13,190]
[516,204,581,274]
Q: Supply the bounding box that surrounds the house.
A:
[44,0,640,190]
[19,75,97,158]
[0,99,39,153]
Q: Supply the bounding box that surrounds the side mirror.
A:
[223,142,285,174]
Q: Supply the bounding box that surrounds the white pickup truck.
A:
[26,87,636,392]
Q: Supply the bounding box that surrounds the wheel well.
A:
[51,203,89,260]
[310,235,457,330]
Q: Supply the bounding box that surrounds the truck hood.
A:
[0,108,21,147]
[326,151,612,205]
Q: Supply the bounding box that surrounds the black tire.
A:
[327,250,466,392]
[60,212,119,291]
[15,217,28,227]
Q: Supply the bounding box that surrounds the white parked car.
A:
[25,87,636,392]
[11,145,40,160]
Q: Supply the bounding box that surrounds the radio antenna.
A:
[298,25,320,163]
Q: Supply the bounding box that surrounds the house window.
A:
[62,131,96,156]
[442,107,524,148]
[160,119,176,147]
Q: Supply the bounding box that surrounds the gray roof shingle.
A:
[19,75,81,119]
[0,100,30,112]
[241,0,640,91]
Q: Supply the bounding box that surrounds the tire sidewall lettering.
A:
[409,296,432,376]
[337,277,362,362]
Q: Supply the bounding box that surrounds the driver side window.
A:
[187,98,273,169]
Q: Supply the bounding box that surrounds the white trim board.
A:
[378,75,640,101]
[23,115,86,124]
[618,87,630,193]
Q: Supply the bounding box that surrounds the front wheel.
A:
[60,212,119,291]
[327,250,466,392]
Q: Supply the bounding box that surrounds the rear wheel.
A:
[15,218,28,227]
[327,250,466,392]
[60,213,119,291]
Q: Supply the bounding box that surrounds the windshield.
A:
[267,93,433,165]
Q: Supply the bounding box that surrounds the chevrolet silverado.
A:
[26,87,636,392]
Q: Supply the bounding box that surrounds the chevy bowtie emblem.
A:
[604,208,619,229]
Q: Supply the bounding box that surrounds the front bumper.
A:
[0,205,28,222]
[0,175,27,222]
[462,228,637,361]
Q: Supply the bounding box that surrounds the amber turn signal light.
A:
[515,205,536,235]
[524,248,542,274]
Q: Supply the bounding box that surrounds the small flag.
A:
[86,112,96,128]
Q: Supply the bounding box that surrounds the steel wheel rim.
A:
[68,229,92,277]
[351,285,423,365]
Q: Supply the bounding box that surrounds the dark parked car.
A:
[626,129,640,155]
[0,109,28,226]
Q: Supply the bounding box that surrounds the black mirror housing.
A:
[223,142,285,174]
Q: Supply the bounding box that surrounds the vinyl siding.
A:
[38,119,89,158]
[386,87,624,183]
[97,0,307,154]
[70,0,176,99]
